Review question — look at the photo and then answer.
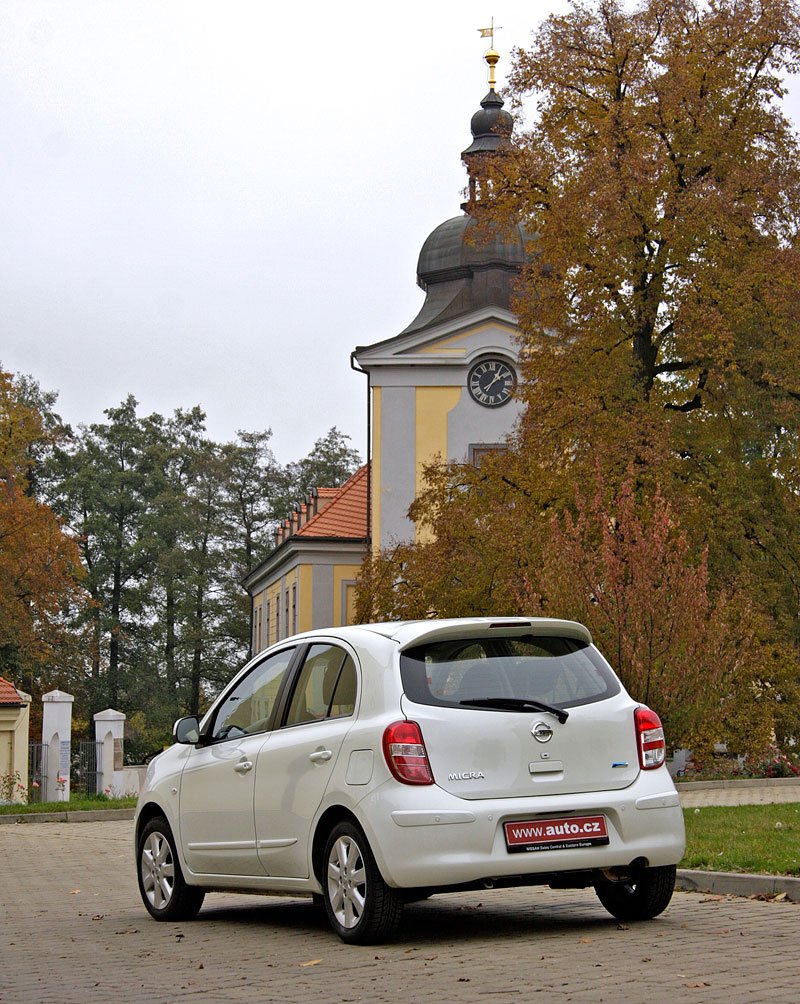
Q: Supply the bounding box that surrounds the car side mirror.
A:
[173,716,201,745]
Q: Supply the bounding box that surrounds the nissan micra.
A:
[135,617,685,943]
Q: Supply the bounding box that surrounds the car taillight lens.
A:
[382,720,434,785]
[635,706,666,770]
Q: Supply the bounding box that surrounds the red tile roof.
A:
[295,464,368,539]
[0,677,23,706]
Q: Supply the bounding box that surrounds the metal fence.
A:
[27,742,48,802]
[72,740,103,797]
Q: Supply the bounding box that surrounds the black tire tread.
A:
[137,815,205,923]
[323,821,403,944]
[594,864,676,921]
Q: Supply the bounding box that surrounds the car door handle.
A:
[233,760,253,774]
[309,749,333,764]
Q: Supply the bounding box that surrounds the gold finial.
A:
[477,17,503,90]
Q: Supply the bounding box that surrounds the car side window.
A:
[285,645,357,726]
[211,647,296,742]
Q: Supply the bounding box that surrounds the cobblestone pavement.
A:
[2,819,799,1003]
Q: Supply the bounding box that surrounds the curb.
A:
[677,868,800,902]
[0,808,135,826]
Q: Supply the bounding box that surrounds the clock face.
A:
[467,358,517,408]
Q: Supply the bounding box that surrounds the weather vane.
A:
[477,17,503,90]
[477,17,502,47]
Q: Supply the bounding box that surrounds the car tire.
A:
[594,864,676,921]
[322,821,403,944]
[137,815,205,922]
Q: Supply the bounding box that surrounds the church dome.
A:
[462,89,513,157]
[397,44,532,337]
[416,214,529,291]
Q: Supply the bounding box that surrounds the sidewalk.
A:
[675,775,800,807]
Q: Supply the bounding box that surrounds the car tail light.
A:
[635,706,666,770]
[382,720,434,785]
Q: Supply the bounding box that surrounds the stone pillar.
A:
[94,709,126,797]
[42,690,74,802]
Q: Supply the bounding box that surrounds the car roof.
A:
[294,617,593,652]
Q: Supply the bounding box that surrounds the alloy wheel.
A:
[326,833,367,929]
[140,830,176,911]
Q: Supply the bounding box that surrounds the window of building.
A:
[284,590,290,639]
[292,584,297,634]
[265,601,271,648]
[253,604,261,653]
[469,443,508,467]
[255,605,263,654]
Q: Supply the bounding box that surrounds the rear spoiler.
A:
[391,617,593,652]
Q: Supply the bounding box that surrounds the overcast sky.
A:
[2,2,798,465]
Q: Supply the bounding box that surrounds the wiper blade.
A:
[459,697,569,723]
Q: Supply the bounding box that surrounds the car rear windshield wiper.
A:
[459,697,569,723]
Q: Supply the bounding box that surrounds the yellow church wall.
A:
[333,563,362,626]
[417,320,519,354]
[415,386,462,544]
[298,564,314,634]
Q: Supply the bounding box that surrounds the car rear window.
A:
[400,635,620,710]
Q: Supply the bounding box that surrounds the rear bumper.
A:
[356,769,685,889]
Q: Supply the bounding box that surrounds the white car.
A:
[135,617,685,943]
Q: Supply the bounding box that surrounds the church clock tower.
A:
[352,45,531,550]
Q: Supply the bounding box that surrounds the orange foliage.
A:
[0,370,85,672]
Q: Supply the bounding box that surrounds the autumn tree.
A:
[360,0,800,751]
[356,450,552,622]
[0,369,85,688]
[476,0,800,619]
[536,473,790,749]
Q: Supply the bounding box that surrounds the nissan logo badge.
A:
[532,721,553,743]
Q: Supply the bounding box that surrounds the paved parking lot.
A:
[1,818,798,1004]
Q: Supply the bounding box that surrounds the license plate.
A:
[504,814,609,853]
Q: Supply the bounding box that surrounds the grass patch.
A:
[682,803,800,876]
[0,797,136,815]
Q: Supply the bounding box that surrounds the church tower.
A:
[353,45,531,550]
[245,44,532,646]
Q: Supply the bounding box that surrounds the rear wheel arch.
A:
[312,805,360,885]
[322,819,404,943]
